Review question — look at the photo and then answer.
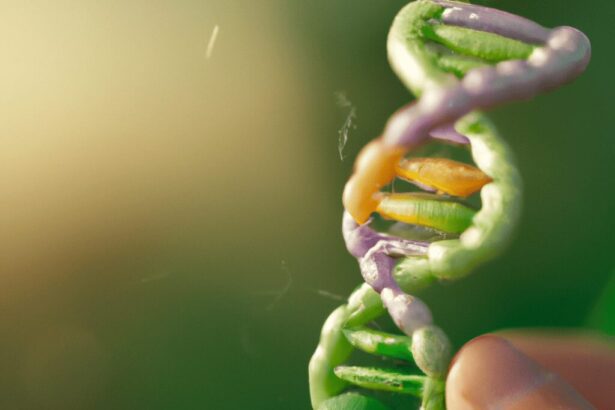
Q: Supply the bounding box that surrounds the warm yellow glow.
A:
[0,0,319,288]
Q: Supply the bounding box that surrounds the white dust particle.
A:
[335,91,357,161]
[206,25,220,59]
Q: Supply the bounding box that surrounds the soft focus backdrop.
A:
[1,0,613,408]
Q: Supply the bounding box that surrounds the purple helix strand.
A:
[435,0,550,44]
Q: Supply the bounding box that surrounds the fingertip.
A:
[500,330,615,410]
[446,335,592,410]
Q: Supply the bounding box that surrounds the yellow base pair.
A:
[343,144,491,232]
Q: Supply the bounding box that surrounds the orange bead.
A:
[395,158,491,197]
[342,176,380,224]
[343,139,404,224]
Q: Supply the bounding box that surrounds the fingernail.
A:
[446,335,592,410]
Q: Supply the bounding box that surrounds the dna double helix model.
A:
[309,1,590,409]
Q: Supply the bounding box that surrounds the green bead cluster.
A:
[309,284,449,410]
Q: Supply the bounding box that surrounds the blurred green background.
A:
[0,0,613,408]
